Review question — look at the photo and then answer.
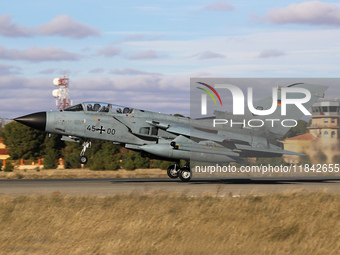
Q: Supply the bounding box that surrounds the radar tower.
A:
[52,76,72,110]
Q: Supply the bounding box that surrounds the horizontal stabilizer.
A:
[236,144,306,157]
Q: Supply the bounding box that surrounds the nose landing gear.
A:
[78,140,91,164]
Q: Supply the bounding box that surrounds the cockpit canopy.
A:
[63,102,134,114]
[85,102,109,113]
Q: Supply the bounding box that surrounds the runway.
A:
[0,177,340,196]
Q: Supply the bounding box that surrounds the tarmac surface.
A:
[0,177,340,196]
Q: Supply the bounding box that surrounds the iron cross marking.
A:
[97,126,106,134]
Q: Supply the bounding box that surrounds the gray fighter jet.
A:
[14,83,327,181]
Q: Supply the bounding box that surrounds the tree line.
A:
[0,121,170,170]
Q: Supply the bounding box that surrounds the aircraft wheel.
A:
[179,167,191,182]
[78,156,88,164]
[167,165,179,179]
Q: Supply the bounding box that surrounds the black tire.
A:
[178,167,191,182]
[167,164,179,179]
[79,156,88,164]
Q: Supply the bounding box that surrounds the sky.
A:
[1,0,340,119]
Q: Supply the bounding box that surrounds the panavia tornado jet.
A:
[15,83,327,181]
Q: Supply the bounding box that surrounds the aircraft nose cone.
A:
[14,112,46,131]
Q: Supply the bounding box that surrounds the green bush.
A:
[89,154,105,170]
[90,152,120,171]
[122,152,150,171]
[4,160,14,172]
[2,121,46,160]
[122,157,135,170]
[63,141,82,169]
[106,155,120,170]
[85,140,121,171]
[134,154,150,169]
[64,153,81,169]
[44,149,58,169]
[152,160,172,170]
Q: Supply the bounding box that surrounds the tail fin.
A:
[214,83,328,138]
[250,83,327,138]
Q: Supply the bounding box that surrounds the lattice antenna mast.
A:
[52,76,72,110]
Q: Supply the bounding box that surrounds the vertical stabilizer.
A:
[248,83,327,138]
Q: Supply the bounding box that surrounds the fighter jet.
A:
[14,83,327,181]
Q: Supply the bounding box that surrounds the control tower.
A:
[284,98,340,164]
[309,99,340,139]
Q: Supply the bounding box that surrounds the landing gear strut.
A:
[79,140,91,164]
[167,161,191,182]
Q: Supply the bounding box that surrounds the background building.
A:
[309,99,340,139]
[284,98,340,164]
[0,137,10,160]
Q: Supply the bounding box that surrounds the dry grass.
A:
[0,191,339,254]
[2,166,339,180]
[0,168,167,179]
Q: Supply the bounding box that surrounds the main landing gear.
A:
[78,140,91,164]
[167,161,191,182]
